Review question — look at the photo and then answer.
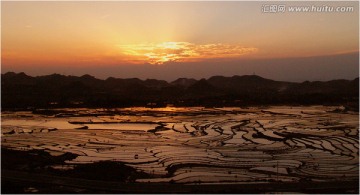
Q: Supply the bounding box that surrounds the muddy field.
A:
[1,106,359,190]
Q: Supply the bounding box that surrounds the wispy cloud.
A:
[117,42,258,64]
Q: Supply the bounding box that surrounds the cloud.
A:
[116,42,258,64]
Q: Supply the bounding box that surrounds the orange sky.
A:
[1,1,359,81]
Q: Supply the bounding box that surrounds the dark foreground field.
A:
[2,149,358,194]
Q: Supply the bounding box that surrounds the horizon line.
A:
[2,71,358,84]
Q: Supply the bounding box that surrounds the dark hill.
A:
[171,78,197,88]
[208,75,291,94]
[1,72,358,109]
[186,79,222,97]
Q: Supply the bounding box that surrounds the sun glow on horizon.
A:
[2,1,358,75]
[117,42,258,64]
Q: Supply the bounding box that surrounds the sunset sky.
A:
[1,1,359,81]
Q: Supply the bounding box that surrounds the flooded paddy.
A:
[1,106,359,184]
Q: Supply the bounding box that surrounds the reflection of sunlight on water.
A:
[87,123,158,131]
[1,119,81,129]
[155,107,187,112]
[2,106,359,184]
[123,107,198,112]
[2,119,159,131]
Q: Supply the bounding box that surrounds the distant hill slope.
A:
[1,72,358,109]
[171,78,197,88]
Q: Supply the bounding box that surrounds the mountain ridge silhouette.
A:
[2,72,358,109]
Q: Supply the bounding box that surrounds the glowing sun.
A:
[117,42,257,64]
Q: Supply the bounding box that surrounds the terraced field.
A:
[1,106,359,184]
